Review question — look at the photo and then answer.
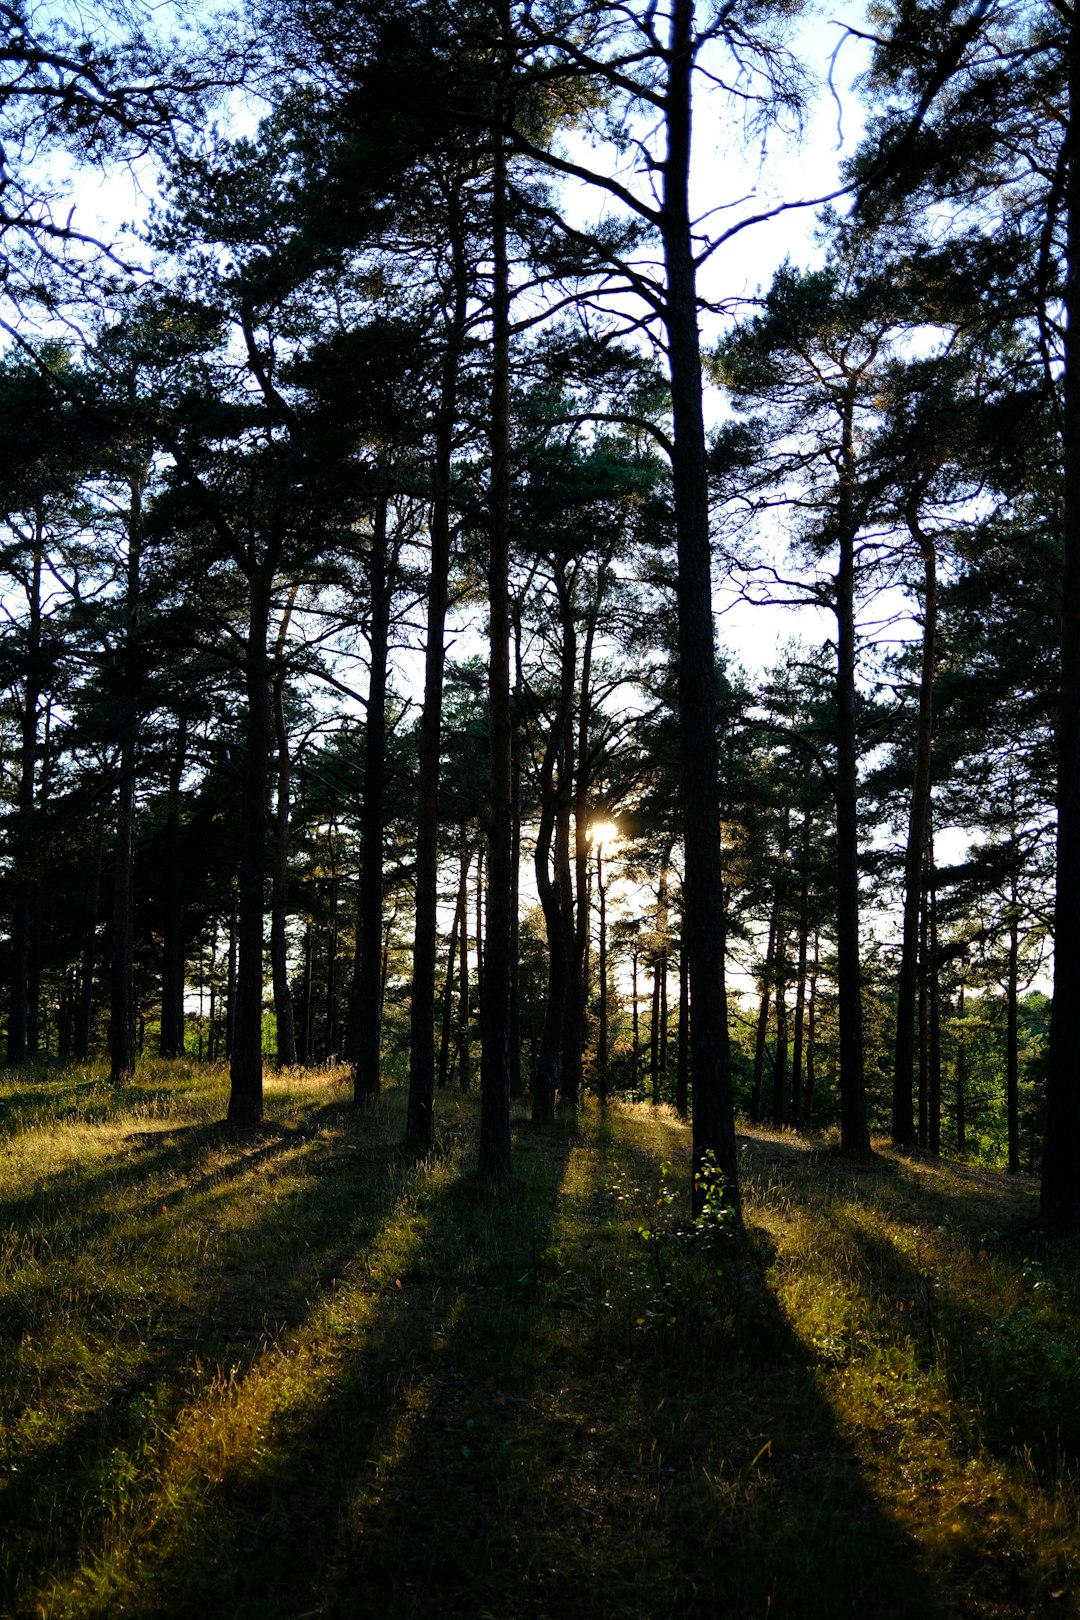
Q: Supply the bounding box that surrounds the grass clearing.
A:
[1,1065,1078,1617]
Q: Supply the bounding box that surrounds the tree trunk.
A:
[750,893,780,1124]
[438,890,462,1093]
[458,839,472,1091]
[918,887,929,1149]
[662,0,739,1213]
[597,840,609,1103]
[791,835,810,1130]
[7,539,42,1067]
[159,713,188,1058]
[227,570,272,1124]
[772,938,789,1127]
[928,857,942,1155]
[325,835,341,1060]
[532,608,574,1122]
[1041,7,1080,1225]
[833,388,871,1156]
[955,982,967,1157]
[631,946,640,1094]
[657,861,670,1083]
[803,930,819,1129]
[110,477,143,1087]
[354,495,392,1101]
[892,524,936,1145]
[1006,894,1021,1174]
[676,932,689,1117]
[74,826,104,1060]
[270,591,299,1068]
[478,93,514,1183]
[407,198,469,1152]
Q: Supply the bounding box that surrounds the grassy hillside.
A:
[1,1063,1078,1618]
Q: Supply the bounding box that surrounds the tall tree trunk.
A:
[833,388,871,1156]
[597,839,609,1103]
[928,855,942,1156]
[791,833,810,1130]
[892,521,937,1145]
[571,593,600,1094]
[1006,890,1021,1174]
[270,591,299,1068]
[325,833,341,1060]
[663,0,738,1212]
[438,893,462,1093]
[159,713,188,1058]
[7,537,42,1068]
[458,838,472,1091]
[228,570,272,1124]
[676,931,690,1116]
[751,892,780,1123]
[533,610,574,1122]
[110,477,143,1087]
[631,945,640,1094]
[657,860,670,1083]
[74,826,104,1060]
[354,496,392,1101]
[1041,8,1080,1225]
[918,887,929,1149]
[772,938,789,1127]
[478,74,514,1184]
[803,930,819,1129]
[955,982,967,1156]
[407,197,469,1152]
[225,885,238,1062]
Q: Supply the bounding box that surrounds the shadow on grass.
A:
[77,1111,577,1620]
[0,1096,440,1609]
[80,1108,952,1620]
[8,1095,1064,1620]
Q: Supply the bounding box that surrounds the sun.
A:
[588,819,619,849]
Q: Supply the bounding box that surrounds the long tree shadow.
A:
[95,1111,955,1620]
[1,1098,462,1611]
[58,1114,578,1620]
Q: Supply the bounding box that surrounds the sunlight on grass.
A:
[2,1069,1079,1618]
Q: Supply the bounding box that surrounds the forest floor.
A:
[1,1062,1079,1619]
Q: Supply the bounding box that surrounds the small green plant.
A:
[606,1152,748,1337]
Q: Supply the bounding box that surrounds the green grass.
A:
[1,1062,1078,1618]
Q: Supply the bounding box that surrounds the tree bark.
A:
[354,495,392,1100]
[270,607,298,1068]
[1040,6,1080,1225]
[892,523,937,1145]
[110,476,143,1087]
[833,388,871,1156]
[407,193,469,1152]
[663,0,739,1212]
[159,713,188,1058]
[676,928,689,1116]
[227,570,272,1124]
[478,94,514,1182]
[7,537,42,1067]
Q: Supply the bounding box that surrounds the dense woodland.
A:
[1,0,1078,1222]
